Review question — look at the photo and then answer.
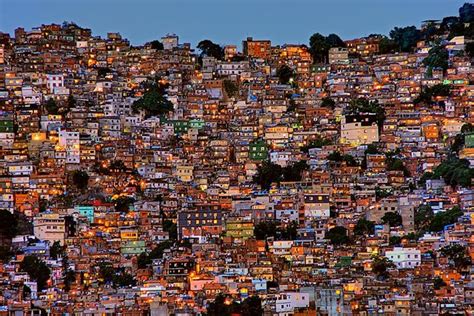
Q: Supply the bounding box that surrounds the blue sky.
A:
[0,0,466,47]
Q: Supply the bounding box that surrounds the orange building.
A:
[242,37,271,59]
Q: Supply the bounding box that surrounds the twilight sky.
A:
[0,0,467,47]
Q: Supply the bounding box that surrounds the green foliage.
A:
[433,276,447,290]
[415,205,434,231]
[276,65,294,84]
[253,161,308,190]
[197,40,224,60]
[381,212,403,227]
[423,45,449,72]
[440,244,471,270]
[432,158,473,188]
[49,241,64,260]
[0,246,12,262]
[110,160,127,173]
[0,209,18,243]
[147,40,164,50]
[429,206,463,232]
[414,84,451,105]
[348,98,386,130]
[132,89,173,118]
[418,171,435,186]
[320,97,335,109]
[375,188,392,200]
[97,67,112,77]
[20,255,51,291]
[45,98,58,115]
[368,34,398,54]
[372,256,395,280]
[254,221,278,240]
[240,295,264,316]
[459,3,474,23]
[254,221,299,240]
[207,294,263,316]
[301,136,332,153]
[64,269,76,292]
[282,160,308,182]
[466,42,474,58]
[97,262,136,287]
[72,170,89,191]
[389,236,402,246]
[354,219,375,236]
[327,151,358,166]
[389,26,421,52]
[163,219,177,240]
[386,157,410,176]
[325,226,349,245]
[223,79,238,98]
[364,144,380,155]
[309,33,345,63]
[450,123,474,154]
[114,196,135,213]
[67,95,76,108]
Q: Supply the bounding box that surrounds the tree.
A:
[114,196,135,213]
[253,161,283,190]
[276,65,294,84]
[459,3,474,23]
[364,144,380,155]
[110,160,127,173]
[147,40,164,50]
[280,221,299,240]
[389,26,421,52]
[415,205,434,231]
[325,226,349,245]
[64,269,76,292]
[466,42,474,58]
[389,236,402,246]
[20,255,51,291]
[429,206,463,232]
[309,33,329,63]
[0,209,18,246]
[49,241,64,260]
[0,246,12,263]
[372,256,395,280]
[163,220,177,240]
[327,151,358,166]
[207,294,232,316]
[386,157,410,176]
[309,33,345,63]
[72,170,89,191]
[326,33,345,47]
[423,45,449,72]
[132,90,173,118]
[197,40,224,60]
[301,136,332,152]
[368,34,398,54]
[67,95,76,109]
[381,212,403,227]
[348,98,386,131]
[433,276,447,290]
[254,221,278,240]
[354,219,375,236]
[320,97,335,109]
[440,244,471,270]
[240,296,263,316]
[414,84,451,105]
[282,160,308,182]
[223,79,238,98]
[45,98,58,114]
[432,158,473,188]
